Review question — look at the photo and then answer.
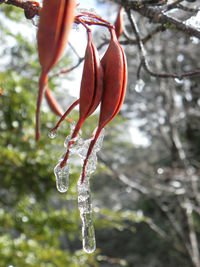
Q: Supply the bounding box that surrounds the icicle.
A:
[52,118,105,253]
[78,175,96,253]
[85,155,97,175]
[54,162,70,193]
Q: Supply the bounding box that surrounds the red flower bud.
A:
[36,0,76,140]
[81,28,127,183]
[114,7,124,39]
[60,30,103,168]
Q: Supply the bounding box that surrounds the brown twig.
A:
[5,0,40,16]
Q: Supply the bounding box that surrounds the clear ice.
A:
[78,175,96,253]
[54,162,70,193]
[53,121,105,253]
[77,128,105,253]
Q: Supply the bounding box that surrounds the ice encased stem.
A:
[77,128,105,253]
[53,123,105,252]
[78,176,96,253]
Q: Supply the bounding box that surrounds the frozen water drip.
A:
[54,162,70,193]
[53,122,105,253]
[78,176,96,253]
[48,130,57,139]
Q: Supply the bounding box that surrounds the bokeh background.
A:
[1,0,200,266]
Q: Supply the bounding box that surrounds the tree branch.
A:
[4,0,40,16]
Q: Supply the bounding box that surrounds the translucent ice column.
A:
[78,175,96,253]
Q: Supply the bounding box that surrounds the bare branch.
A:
[4,0,40,16]
[126,9,200,80]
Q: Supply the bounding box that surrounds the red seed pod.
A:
[50,32,104,136]
[37,0,76,72]
[36,0,76,140]
[60,30,103,168]
[114,7,124,39]
[45,88,72,123]
[79,31,103,119]
[81,28,127,183]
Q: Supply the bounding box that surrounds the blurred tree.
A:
[94,1,200,266]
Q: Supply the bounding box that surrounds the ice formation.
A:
[51,122,105,253]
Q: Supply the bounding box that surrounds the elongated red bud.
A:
[37,0,76,72]
[60,30,103,168]
[79,31,103,119]
[36,0,76,140]
[81,28,127,183]
[45,88,73,123]
[114,7,124,39]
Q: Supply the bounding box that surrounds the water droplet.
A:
[54,163,70,193]
[174,78,184,84]
[135,79,145,93]
[48,130,57,139]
